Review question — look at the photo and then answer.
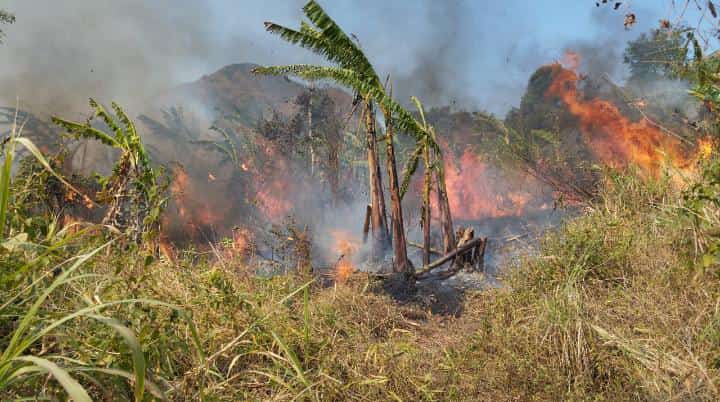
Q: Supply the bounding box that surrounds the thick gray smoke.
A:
[0,0,306,115]
[0,0,669,118]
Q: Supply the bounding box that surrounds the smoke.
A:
[0,0,309,115]
[0,0,675,118]
[641,78,700,119]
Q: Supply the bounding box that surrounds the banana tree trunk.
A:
[422,143,432,266]
[327,144,340,207]
[434,150,455,253]
[382,108,410,274]
[307,83,316,176]
[365,100,388,259]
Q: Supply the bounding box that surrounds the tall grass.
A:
[0,111,202,400]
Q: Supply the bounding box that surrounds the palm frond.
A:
[302,1,379,83]
[88,99,127,147]
[400,145,423,200]
[411,96,428,129]
[51,117,120,148]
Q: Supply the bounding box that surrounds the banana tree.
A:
[52,100,166,247]
[400,97,455,264]
[253,0,419,273]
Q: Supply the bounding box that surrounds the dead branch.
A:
[413,237,485,279]
[408,241,443,256]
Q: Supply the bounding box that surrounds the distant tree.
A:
[294,88,343,201]
[623,28,687,85]
[0,10,14,43]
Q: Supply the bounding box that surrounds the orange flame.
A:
[159,238,177,263]
[243,139,295,222]
[223,226,253,259]
[335,258,355,283]
[330,230,360,283]
[545,60,698,179]
[256,185,293,221]
[560,50,581,70]
[442,148,547,220]
[170,167,193,228]
[169,166,229,237]
[698,136,714,161]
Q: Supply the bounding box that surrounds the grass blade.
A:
[0,137,13,238]
[12,356,91,402]
[1,243,109,365]
[271,331,309,388]
[88,315,146,402]
[76,368,168,401]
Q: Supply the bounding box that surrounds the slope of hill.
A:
[148,63,352,132]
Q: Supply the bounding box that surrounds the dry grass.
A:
[5,172,720,400]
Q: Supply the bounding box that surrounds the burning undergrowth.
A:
[442,147,552,221]
[152,48,711,288]
[545,52,710,181]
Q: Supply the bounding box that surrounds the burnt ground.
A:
[375,210,568,316]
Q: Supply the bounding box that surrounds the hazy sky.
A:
[0,1,708,115]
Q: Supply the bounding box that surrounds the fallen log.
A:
[417,237,487,280]
[413,237,485,279]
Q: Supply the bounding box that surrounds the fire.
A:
[442,148,546,220]
[224,226,253,259]
[168,165,229,238]
[335,257,355,283]
[698,136,714,161]
[240,138,295,222]
[331,230,361,256]
[545,59,698,179]
[330,230,360,283]
[255,183,293,221]
[61,215,82,234]
[170,166,192,226]
[560,50,581,70]
[159,238,177,263]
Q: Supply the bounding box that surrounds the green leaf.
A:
[88,315,146,402]
[12,356,91,402]
[77,367,168,401]
[14,137,88,202]
[270,331,309,388]
[400,146,422,200]
[703,253,716,268]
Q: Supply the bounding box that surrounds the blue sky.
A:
[0,0,711,114]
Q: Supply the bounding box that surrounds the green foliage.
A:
[0,9,14,43]
[193,125,242,168]
[623,28,688,85]
[0,242,204,400]
[52,99,167,246]
[1,115,86,243]
[254,1,425,142]
[263,1,380,86]
[683,154,720,269]
[399,97,442,200]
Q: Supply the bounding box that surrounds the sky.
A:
[0,0,710,116]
